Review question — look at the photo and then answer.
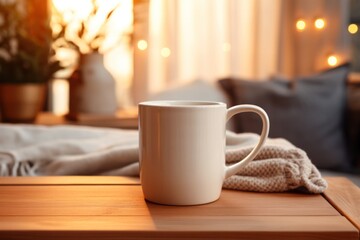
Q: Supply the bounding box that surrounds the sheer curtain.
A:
[132,0,282,103]
[132,0,350,103]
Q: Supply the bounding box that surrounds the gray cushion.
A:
[219,64,351,170]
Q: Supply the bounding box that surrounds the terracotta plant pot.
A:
[0,83,46,123]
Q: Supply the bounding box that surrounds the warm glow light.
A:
[137,40,148,50]
[296,19,306,31]
[51,0,134,110]
[51,0,132,52]
[222,42,231,52]
[52,0,93,21]
[327,55,338,67]
[348,24,358,34]
[161,48,171,58]
[314,18,325,29]
[52,79,69,115]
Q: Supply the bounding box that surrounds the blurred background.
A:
[1,0,360,175]
[1,0,358,115]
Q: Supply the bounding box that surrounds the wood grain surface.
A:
[0,176,358,240]
[0,176,140,185]
[323,177,360,231]
[0,216,356,240]
[0,185,339,216]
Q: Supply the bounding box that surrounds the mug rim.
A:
[139,100,226,108]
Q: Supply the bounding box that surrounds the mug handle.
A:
[225,104,270,179]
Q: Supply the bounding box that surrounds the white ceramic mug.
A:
[139,101,269,205]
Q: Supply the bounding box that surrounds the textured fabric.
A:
[219,64,350,171]
[0,125,327,193]
[0,124,139,176]
[225,132,327,193]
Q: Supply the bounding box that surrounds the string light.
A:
[296,19,306,32]
[348,24,358,34]
[314,18,325,29]
[327,55,338,67]
[137,40,148,50]
[161,48,171,58]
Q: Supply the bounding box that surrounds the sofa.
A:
[149,64,360,186]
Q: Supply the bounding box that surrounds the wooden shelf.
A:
[35,108,138,129]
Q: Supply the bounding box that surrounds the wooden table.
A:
[0,177,359,240]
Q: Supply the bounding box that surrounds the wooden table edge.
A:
[0,176,141,185]
[323,177,360,236]
[0,216,357,240]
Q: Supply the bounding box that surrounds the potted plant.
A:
[0,1,62,123]
[51,1,126,119]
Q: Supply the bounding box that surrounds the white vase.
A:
[71,53,118,115]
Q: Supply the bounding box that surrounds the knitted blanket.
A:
[0,124,327,193]
[225,131,327,193]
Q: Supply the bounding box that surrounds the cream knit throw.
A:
[224,131,327,193]
[0,125,327,193]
